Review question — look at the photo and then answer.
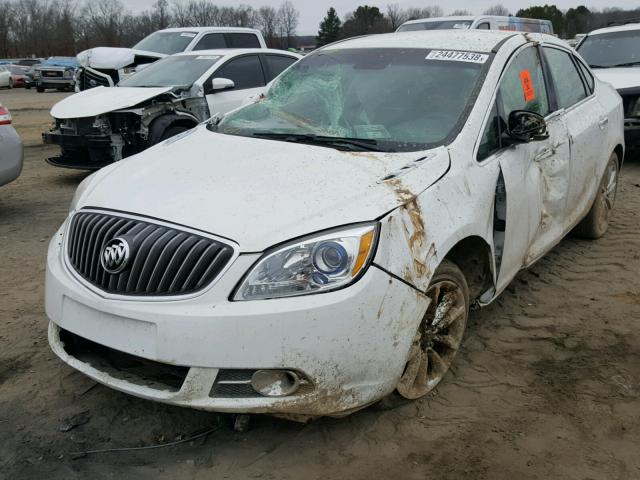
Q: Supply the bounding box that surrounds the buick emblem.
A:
[100,237,130,274]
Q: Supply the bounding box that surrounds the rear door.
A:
[205,54,266,115]
[261,54,298,82]
[541,46,608,227]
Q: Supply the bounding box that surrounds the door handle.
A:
[598,117,609,129]
[533,147,554,162]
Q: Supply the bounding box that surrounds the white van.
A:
[398,16,554,35]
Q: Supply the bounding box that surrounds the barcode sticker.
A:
[426,50,489,64]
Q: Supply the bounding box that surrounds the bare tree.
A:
[386,4,407,30]
[257,6,280,47]
[405,6,443,21]
[449,10,472,16]
[277,1,299,49]
[483,4,510,16]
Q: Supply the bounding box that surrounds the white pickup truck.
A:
[76,27,267,90]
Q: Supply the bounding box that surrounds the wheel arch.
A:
[148,113,199,145]
[439,235,495,302]
[614,143,624,168]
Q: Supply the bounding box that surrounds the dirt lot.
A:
[1,88,639,479]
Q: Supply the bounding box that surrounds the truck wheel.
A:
[159,125,189,142]
[36,85,44,92]
[377,259,470,410]
[572,152,619,239]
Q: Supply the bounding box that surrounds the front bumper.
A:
[624,118,640,147]
[46,221,428,415]
[37,78,74,88]
[43,130,113,170]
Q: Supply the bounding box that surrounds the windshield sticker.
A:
[355,124,391,139]
[519,69,536,102]
[195,55,221,60]
[180,32,197,37]
[426,50,489,64]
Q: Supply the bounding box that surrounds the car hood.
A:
[77,47,164,70]
[76,126,451,252]
[592,67,640,90]
[51,86,174,119]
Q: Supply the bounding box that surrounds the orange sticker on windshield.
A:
[519,70,535,102]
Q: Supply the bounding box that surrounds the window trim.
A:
[205,53,266,94]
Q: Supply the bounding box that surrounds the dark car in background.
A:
[34,57,79,92]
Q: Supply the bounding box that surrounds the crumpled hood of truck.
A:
[51,86,174,119]
[77,47,164,70]
[75,126,450,252]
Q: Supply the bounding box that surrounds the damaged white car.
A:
[46,31,623,417]
[76,27,267,90]
[43,49,300,169]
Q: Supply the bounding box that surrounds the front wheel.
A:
[573,152,619,239]
[376,260,469,412]
[8,78,13,89]
[36,85,44,92]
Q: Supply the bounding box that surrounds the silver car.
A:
[0,104,23,186]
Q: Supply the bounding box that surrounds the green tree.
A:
[341,5,391,38]
[516,5,564,35]
[565,5,591,37]
[317,7,342,46]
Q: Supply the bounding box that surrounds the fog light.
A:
[250,370,300,397]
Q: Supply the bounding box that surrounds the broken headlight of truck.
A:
[234,224,378,300]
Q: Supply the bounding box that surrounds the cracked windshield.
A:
[216,48,489,152]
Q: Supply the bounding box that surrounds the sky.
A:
[123,0,640,35]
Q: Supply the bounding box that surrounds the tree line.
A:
[317,3,640,46]
[0,0,300,58]
[3,1,640,59]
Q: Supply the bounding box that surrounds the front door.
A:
[205,54,266,116]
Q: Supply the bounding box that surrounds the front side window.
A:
[214,55,265,90]
[133,31,197,55]
[118,54,221,88]
[193,33,226,50]
[498,46,549,119]
[477,104,501,161]
[577,30,640,68]
[216,48,490,152]
[543,47,587,109]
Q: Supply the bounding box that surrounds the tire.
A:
[8,78,13,89]
[158,125,189,142]
[36,85,44,92]
[376,259,470,410]
[572,152,619,239]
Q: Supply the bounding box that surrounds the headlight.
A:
[233,223,378,301]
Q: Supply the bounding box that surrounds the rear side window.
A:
[477,22,490,30]
[498,46,549,118]
[215,55,265,90]
[543,47,587,109]
[227,33,261,48]
[194,33,227,50]
[263,55,297,81]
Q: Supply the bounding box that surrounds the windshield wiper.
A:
[252,132,390,152]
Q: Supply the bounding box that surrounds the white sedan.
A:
[0,65,12,88]
[46,30,624,417]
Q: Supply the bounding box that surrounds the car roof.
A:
[402,15,476,25]
[156,27,260,34]
[323,30,561,53]
[587,23,640,35]
[175,48,300,58]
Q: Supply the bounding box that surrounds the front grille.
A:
[60,328,188,391]
[78,67,115,90]
[67,211,235,296]
[41,69,63,77]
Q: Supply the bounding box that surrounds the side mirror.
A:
[211,77,235,92]
[507,110,549,143]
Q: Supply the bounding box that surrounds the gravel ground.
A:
[1,88,639,480]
